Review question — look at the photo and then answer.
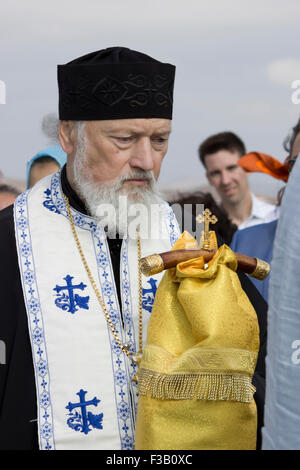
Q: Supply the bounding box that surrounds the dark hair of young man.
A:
[198,132,246,168]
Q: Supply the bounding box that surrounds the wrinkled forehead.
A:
[85,118,172,136]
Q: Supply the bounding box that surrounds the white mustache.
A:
[117,170,154,189]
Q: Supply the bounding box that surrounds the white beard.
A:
[72,123,165,239]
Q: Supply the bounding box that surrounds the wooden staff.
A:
[140,248,270,280]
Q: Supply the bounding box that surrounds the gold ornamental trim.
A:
[140,254,164,276]
[138,369,256,403]
[141,344,258,376]
[250,258,270,280]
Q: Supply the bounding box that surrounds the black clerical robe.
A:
[0,167,267,450]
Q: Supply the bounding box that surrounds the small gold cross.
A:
[196,209,218,249]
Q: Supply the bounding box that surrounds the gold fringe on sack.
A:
[138,369,256,403]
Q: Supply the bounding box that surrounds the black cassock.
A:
[0,167,267,450]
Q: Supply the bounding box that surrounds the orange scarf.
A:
[239,152,289,182]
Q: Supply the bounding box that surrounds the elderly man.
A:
[0,47,267,450]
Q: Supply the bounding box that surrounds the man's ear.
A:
[59,121,76,155]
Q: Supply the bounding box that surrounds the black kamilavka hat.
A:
[58,47,176,120]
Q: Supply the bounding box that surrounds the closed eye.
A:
[115,137,133,142]
[153,137,167,144]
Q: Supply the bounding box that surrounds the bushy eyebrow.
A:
[208,164,239,175]
[152,130,171,137]
[104,127,171,136]
[225,164,239,170]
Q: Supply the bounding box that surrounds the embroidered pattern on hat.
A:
[92,73,173,108]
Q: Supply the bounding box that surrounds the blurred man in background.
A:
[198,131,278,229]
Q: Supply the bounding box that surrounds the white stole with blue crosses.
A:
[14,171,180,450]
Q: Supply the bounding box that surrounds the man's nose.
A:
[220,170,231,185]
[130,138,154,171]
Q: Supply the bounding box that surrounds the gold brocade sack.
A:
[135,232,260,450]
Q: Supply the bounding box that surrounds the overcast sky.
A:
[1,0,300,196]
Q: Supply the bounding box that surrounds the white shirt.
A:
[238,193,280,230]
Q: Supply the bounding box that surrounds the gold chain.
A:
[63,194,143,363]
[137,234,143,356]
